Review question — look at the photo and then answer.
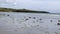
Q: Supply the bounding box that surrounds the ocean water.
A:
[0,12,60,34]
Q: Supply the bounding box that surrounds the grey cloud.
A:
[0,0,60,13]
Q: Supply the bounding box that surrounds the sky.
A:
[0,0,60,13]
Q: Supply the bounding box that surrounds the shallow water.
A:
[0,12,60,34]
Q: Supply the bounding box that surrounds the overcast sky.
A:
[0,0,60,13]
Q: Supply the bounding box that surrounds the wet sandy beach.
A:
[0,12,60,34]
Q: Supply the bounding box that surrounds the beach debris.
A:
[29,17,31,18]
[7,14,9,16]
[50,20,52,22]
[40,18,42,20]
[25,18,29,21]
[33,17,36,19]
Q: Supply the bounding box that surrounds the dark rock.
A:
[25,19,29,21]
[40,18,42,20]
[50,20,52,22]
[33,17,36,19]
[7,15,9,16]
[29,17,31,18]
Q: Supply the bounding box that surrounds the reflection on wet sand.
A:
[0,12,60,34]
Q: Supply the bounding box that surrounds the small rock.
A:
[40,18,42,20]
[50,20,52,22]
[7,14,9,16]
[25,19,29,21]
[29,17,31,18]
[33,17,36,19]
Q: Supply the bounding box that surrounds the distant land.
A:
[0,7,49,13]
